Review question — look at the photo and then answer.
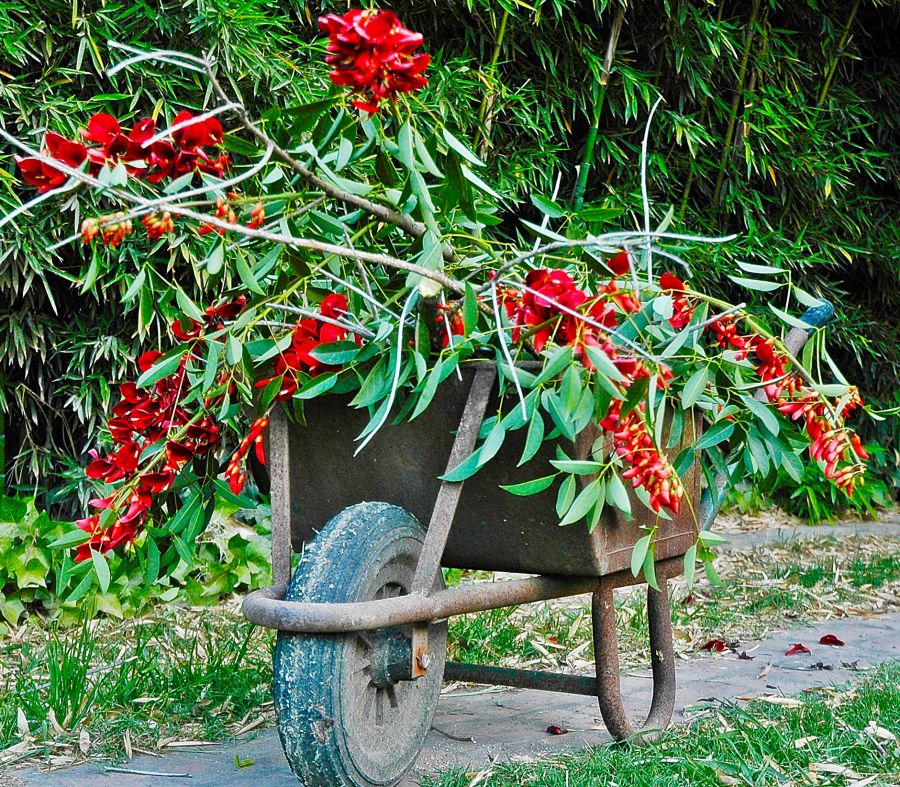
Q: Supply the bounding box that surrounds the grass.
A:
[0,609,274,768]
[424,662,900,786]
[1,532,896,769]
[446,534,900,671]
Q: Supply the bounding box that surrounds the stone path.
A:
[10,515,900,786]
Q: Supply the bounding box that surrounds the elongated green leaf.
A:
[49,529,91,549]
[736,261,786,276]
[442,128,484,167]
[556,474,576,517]
[769,304,813,330]
[500,474,557,496]
[681,366,708,409]
[606,472,632,517]
[549,459,600,475]
[683,543,697,589]
[91,549,110,593]
[176,288,204,322]
[559,479,602,526]
[530,194,565,218]
[235,252,265,295]
[411,359,443,420]
[518,410,545,466]
[694,420,735,450]
[137,352,183,388]
[295,372,338,400]
[631,534,651,578]
[309,340,360,365]
[728,275,785,292]
[743,396,780,435]
[460,164,503,201]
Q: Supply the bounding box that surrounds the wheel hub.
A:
[364,627,414,688]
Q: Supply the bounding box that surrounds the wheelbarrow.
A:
[241,303,833,787]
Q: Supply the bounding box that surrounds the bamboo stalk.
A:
[474,9,510,156]
[572,5,626,210]
[817,0,861,106]
[711,0,761,210]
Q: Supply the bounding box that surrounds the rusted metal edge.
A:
[445,662,597,696]
[242,558,683,633]
[592,563,677,744]
[244,575,596,633]
[411,365,497,594]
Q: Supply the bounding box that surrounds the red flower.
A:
[15,132,88,193]
[659,273,694,329]
[224,416,269,495]
[608,251,630,277]
[318,9,430,113]
[247,202,265,229]
[198,196,237,236]
[254,293,356,399]
[142,212,175,239]
[171,110,223,150]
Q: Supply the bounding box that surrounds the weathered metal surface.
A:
[444,662,598,696]
[242,558,683,634]
[411,366,497,593]
[244,574,595,632]
[592,564,677,743]
[267,408,293,589]
[276,363,698,577]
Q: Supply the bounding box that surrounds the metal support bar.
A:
[445,662,597,696]
[243,574,599,633]
[411,366,497,594]
[267,407,293,588]
[592,565,677,744]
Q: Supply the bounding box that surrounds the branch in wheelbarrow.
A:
[202,64,459,263]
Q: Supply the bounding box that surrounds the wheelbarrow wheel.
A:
[274,502,447,787]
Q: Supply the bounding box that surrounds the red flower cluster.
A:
[224,416,269,495]
[255,293,356,400]
[659,273,695,329]
[77,297,248,560]
[171,295,249,341]
[500,254,684,515]
[14,132,88,193]
[16,112,228,195]
[508,259,639,361]
[319,9,430,113]
[704,309,868,494]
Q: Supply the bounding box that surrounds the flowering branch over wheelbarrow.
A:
[1,9,873,597]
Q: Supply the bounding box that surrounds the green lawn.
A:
[424,663,900,786]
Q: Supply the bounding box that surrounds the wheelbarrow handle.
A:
[698,299,835,530]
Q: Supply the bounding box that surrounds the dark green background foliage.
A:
[0,0,897,509]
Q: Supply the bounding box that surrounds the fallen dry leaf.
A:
[79,728,91,755]
[756,663,772,679]
[793,735,817,749]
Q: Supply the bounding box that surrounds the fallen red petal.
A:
[785,643,811,657]
[700,638,727,653]
[818,634,845,647]
[545,725,569,735]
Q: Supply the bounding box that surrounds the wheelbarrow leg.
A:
[591,569,676,744]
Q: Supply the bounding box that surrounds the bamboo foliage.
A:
[0,0,897,502]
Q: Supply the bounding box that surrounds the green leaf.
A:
[500,474,557,496]
[698,531,728,546]
[91,549,110,594]
[235,252,265,295]
[226,334,243,365]
[206,244,225,275]
[530,194,565,218]
[535,346,574,386]
[683,543,697,590]
[49,529,91,549]
[585,346,627,383]
[137,352,183,388]
[440,450,482,482]
[123,269,146,302]
[460,164,504,201]
[463,283,478,337]
[631,534,651,578]
[769,304,813,330]
[294,372,338,399]
[411,359,443,420]
[728,275,785,292]
[309,340,360,365]
[549,459,600,475]
[555,474,576,517]
[743,396,780,436]
[442,128,485,167]
[694,421,735,451]
[653,294,674,320]
[559,479,603,526]
[176,288,204,322]
[477,422,506,468]
[680,367,708,409]
[735,261,786,276]
[606,472,632,517]
[146,537,160,587]
[202,339,223,392]
[518,410,545,466]
[643,546,660,591]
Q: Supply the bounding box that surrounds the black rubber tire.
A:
[274,502,447,787]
